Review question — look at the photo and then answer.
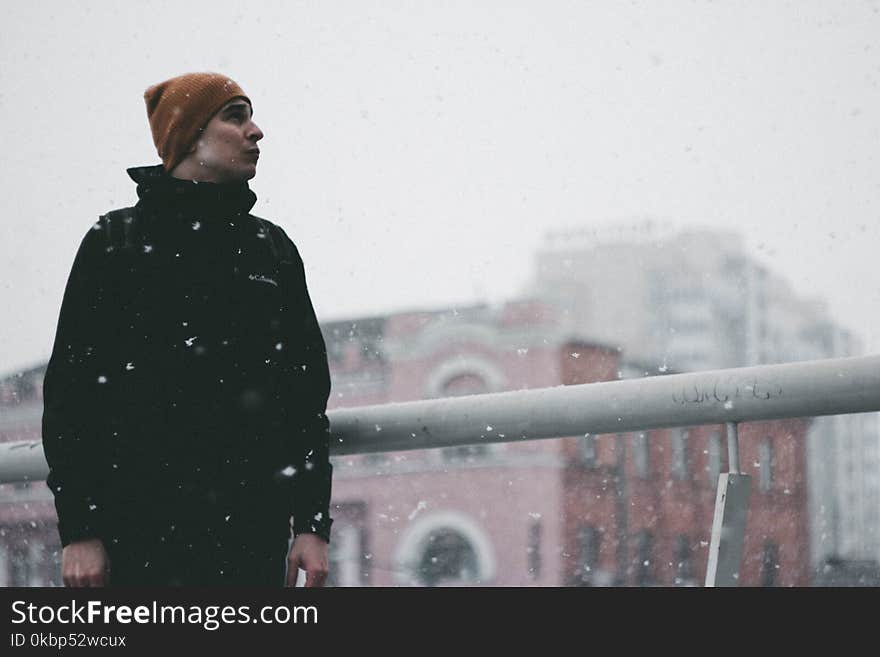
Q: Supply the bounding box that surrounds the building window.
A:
[9,543,33,587]
[442,373,489,397]
[582,434,597,468]
[363,452,391,469]
[634,531,654,587]
[759,438,774,492]
[633,432,649,478]
[324,502,368,587]
[707,431,722,488]
[527,520,541,579]
[761,542,779,587]
[575,525,600,585]
[674,535,693,586]
[671,428,689,480]
[443,444,489,461]
[418,529,480,586]
[326,524,365,587]
[441,374,491,461]
[394,511,496,586]
[0,544,7,587]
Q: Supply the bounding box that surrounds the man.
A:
[42,72,333,587]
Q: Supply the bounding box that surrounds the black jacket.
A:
[42,164,333,550]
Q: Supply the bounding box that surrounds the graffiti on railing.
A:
[672,378,783,405]
[4,441,42,451]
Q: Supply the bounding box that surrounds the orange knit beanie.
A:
[143,72,252,172]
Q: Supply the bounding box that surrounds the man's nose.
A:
[247,121,264,142]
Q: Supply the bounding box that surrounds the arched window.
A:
[441,373,488,397]
[418,529,480,586]
[441,374,491,460]
[394,511,496,586]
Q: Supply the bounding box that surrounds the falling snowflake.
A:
[408,500,427,520]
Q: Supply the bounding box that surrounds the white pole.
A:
[3,354,880,481]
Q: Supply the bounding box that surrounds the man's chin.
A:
[239,164,258,181]
[219,165,257,183]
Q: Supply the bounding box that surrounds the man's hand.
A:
[286,533,329,587]
[62,538,110,587]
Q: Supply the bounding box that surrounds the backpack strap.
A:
[99,206,141,253]
[253,216,296,262]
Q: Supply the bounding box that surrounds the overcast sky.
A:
[2,0,878,376]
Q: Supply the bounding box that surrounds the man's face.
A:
[188,98,264,183]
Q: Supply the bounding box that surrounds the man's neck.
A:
[169,161,231,184]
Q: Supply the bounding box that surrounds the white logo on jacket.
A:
[248,273,278,287]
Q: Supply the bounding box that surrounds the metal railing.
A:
[2,354,879,585]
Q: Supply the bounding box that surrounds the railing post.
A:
[726,421,741,474]
[705,422,752,587]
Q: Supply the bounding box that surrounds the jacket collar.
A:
[127,163,258,219]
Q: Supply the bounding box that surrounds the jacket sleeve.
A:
[42,221,117,547]
[277,230,334,544]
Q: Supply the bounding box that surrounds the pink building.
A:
[321,299,810,586]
